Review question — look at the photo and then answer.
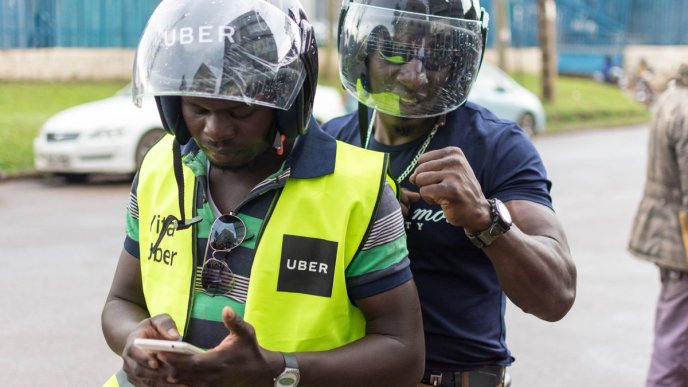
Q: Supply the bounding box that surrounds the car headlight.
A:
[45,132,80,142]
[89,128,125,139]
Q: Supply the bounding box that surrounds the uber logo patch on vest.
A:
[277,235,337,297]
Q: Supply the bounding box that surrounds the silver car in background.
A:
[469,62,546,136]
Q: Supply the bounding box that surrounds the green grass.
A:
[0,81,127,175]
[511,73,650,132]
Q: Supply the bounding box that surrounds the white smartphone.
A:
[134,338,206,355]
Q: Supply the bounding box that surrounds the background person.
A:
[101,1,424,386]
[631,57,656,106]
[629,64,688,387]
[324,1,577,386]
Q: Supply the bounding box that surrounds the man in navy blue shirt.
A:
[324,1,577,386]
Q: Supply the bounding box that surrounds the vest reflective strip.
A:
[134,137,386,352]
[137,135,196,336]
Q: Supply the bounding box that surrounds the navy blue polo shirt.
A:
[323,102,552,370]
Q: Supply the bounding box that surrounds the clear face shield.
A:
[339,2,485,118]
[132,0,306,112]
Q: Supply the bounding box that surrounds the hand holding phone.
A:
[134,338,206,355]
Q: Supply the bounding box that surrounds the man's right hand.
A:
[400,188,421,219]
[158,306,282,387]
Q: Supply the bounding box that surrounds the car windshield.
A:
[479,64,519,89]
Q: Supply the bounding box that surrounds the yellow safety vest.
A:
[105,135,389,386]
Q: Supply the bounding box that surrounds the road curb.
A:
[0,169,40,182]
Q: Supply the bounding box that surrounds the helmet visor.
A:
[339,2,484,117]
[133,0,305,110]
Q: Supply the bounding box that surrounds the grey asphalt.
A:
[0,177,126,386]
[507,125,656,386]
[0,124,656,386]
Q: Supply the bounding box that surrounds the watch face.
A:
[496,200,512,225]
[276,370,300,386]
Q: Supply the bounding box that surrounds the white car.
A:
[469,62,546,136]
[33,86,164,182]
[312,84,350,124]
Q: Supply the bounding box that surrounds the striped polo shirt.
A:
[123,128,411,349]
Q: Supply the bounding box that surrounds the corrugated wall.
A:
[628,0,688,45]
[481,0,687,74]
[1,0,685,80]
[54,0,157,47]
[1,0,56,47]
[481,0,687,48]
[0,0,157,48]
[555,0,630,74]
[1,1,686,52]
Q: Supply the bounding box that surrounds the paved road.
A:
[507,125,656,386]
[0,176,128,386]
[0,125,656,386]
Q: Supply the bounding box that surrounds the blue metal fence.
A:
[554,0,630,74]
[55,0,158,47]
[2,0,687,73]
[481,0,686,74]
[1,0,56,47]
[628,0,688,45]
[480,0,687,47]
[0,0,157,48]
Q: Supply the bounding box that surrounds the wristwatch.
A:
[465,198,512,248]
[274,352,300,387]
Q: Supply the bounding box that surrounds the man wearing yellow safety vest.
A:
[101,1,424,386]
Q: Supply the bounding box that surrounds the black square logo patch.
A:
[277,234,338,297]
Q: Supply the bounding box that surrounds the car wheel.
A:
[518,112,536,137]
[135,129,165,169]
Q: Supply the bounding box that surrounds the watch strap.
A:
[283,352,298,370]
[465,198,511,248]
